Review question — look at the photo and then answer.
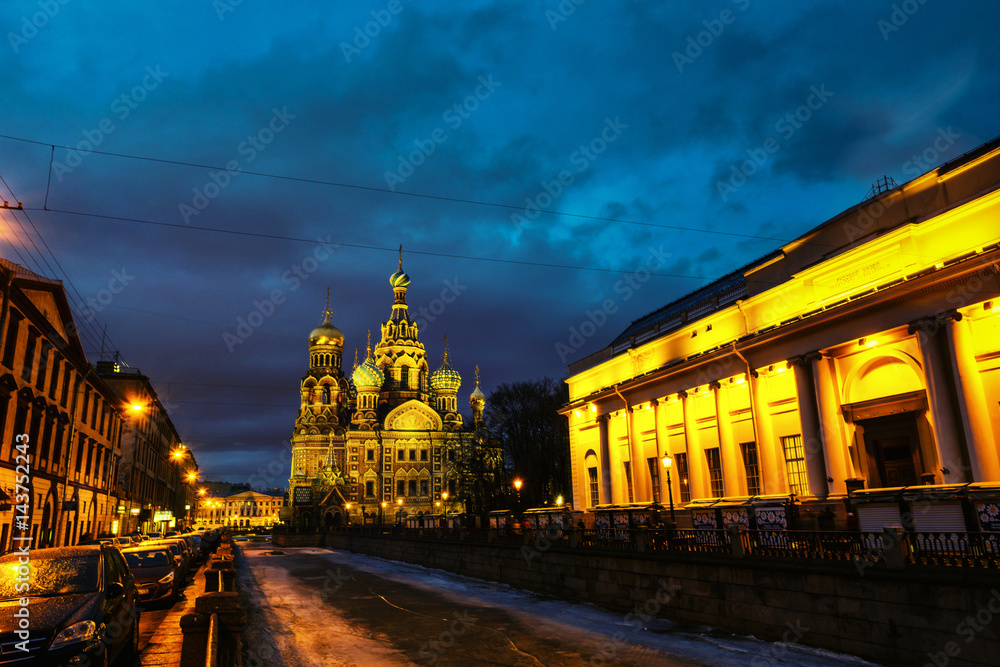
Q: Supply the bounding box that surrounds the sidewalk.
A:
[139,564,204,667]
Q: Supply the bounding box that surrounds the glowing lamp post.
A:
[660,452,675,522]
[513,478,523,514]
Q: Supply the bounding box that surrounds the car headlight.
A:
[50,620,97,649]
[158,571,175,584]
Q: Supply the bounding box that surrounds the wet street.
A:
[236,542,877,667]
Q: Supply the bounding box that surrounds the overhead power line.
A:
[0,131,795,245]
[27,206,712,280]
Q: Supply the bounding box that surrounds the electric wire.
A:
[0,172,123,359]
[27,206,711,280]
[0,132,797,245]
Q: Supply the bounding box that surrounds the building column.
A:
[597,415,612,504]
[812,353,852,494]
[680,391,708,500]
[790,355,829,498]
[944,316,1000,481]
[652,400,667,504]
[748,370,781,495]
[625,407,644,503]
[911,319,969,483]
[712,382,740,496]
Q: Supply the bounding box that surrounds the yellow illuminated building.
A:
[288,253,485,527]
[561,138,1000,532]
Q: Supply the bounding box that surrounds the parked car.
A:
[0,544,140,666]
[112,536,136,549]
[121,546,179,603]
[148,539,191,581]
[146,531,163,540]
[179,533,204,563]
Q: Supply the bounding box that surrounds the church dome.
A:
[431,359,461,393]
[352,357,384,391]
[470,384,485,406]
[309,313,344,347]
[390,268,410,290]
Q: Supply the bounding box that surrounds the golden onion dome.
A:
[470,384,486,406]
[309,313,344,347]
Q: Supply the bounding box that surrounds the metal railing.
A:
[317,523,1000,569]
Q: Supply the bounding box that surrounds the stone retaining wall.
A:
[293,531,1000,666]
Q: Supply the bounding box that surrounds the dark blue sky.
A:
[2,1,997,485]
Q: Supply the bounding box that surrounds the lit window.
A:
[781,435,808,496]
[706,448,724,498]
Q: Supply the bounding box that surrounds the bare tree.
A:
[485,378,570,509]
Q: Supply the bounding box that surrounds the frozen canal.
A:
[236,542,878,667]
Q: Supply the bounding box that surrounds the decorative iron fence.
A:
[319,524,1000,569]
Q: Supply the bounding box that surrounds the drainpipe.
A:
[732,300,760,471]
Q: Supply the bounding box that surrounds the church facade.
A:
[288,256,486,527]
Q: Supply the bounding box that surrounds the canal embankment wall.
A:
[274,530,999,666]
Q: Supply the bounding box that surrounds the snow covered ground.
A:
[237,543,881,667]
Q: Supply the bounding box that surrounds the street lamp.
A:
[441,491,449,519]
[344,503,351,525]
[380,501,387,527]
[396,497,404,525]
[660,452,676,523]
[513,478,523,513]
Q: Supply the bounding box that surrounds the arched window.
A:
[400,366,409,389]
[323,386,331,405]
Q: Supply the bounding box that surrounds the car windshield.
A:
[123,550,171,568]
[0,553,100,598]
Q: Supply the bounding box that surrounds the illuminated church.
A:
[288,254,486,527]
[561,136,1000,535]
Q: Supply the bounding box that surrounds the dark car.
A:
[0,544,140,666]
[147,540,190,582]
[121,546,179,603]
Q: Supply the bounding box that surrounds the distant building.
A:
[195,489,284,529]
[561,137,1000,533]
[288,254,487,527]
[0,259,125,548]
